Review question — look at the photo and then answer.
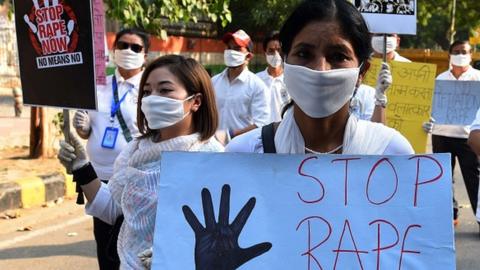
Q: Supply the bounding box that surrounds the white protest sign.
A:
[152,152,454,269]
[353,0,417,34]
[432,80,480,126]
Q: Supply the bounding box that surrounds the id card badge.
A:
[101,127,119,149]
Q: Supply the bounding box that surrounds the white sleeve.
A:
[471,108,480,131]
[225,128,263,153]
[382,132,415,155]
[351,85,375,121]
[360,87,375,121]
[250,80,271,127]
[85,182,123,225]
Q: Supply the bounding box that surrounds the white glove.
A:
[73,110,91,134]
[57,132,88,171]
[422,117,435,134]
[375,62,392,107]
[138,247,153,269]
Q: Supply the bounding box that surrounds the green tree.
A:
[104,0,232,39]
[225,0,480,50]
[0,0,232,38]
[402,0,480,50]
[225,0,300,39]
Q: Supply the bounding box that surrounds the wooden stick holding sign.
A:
[62,109,72,174]
[383,34,387,62]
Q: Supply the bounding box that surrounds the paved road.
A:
[0,199,97,269]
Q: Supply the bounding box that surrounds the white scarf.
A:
[109,133,205,206]
[274,108,395,154]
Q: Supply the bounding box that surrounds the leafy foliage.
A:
[225,0,300,39]
[2,0,479,49]
[104,0,232,39]
[226,0,480,49]
[402,0,480,50]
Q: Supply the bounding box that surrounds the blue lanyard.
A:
[111,75,131,121]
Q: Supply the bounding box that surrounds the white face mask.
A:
[266,52,283,68]
[224,49,247,67]
[371,36,397,54]
[114,49,145,70]
[450,54,471,67]
[283,62,360,118]
[141,95,194,130]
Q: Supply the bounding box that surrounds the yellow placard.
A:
[470,36,480,45]
[364,58,437,153]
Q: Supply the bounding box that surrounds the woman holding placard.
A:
[226,0,414,155]
[72,28,149,270]
[58,55,224,269]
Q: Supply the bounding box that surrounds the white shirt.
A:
[225,123,413,155]
[350,84,376,120]
[212,68,271,131]
[256,69,290,122]
[392,51,411,62]
[85,69,141,180]
[432,66,480,138]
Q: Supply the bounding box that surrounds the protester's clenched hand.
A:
[422,117,435,134]
[72,110,91,134]
[138,247,153,269]
[182,184,272,270]
[58,132,88,171]
[375,62,392,107]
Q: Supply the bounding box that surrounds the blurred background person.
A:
[432,40,480,227]
[256,31,290,122]
[371,33,411,62]
[212,29,271,140]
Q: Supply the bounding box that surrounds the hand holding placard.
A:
[182,184,272,270]
[375,62,392,107]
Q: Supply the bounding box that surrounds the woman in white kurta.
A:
[226,0,413,155]
[58,55,224,269]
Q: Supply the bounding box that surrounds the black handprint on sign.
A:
[182,184,272,270]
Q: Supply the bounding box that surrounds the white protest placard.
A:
[353,0,417,34]
[152,152,455,269]
[432,80,480,126]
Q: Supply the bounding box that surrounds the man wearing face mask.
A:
[371,33,411,62]
[212,29,271,140]
[256,31,290,122]
[71,28,148,270]
[431,40,480,228]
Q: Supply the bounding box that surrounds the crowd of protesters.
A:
[57,0,480,269]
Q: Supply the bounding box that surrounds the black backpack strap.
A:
[261,122,278,153]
